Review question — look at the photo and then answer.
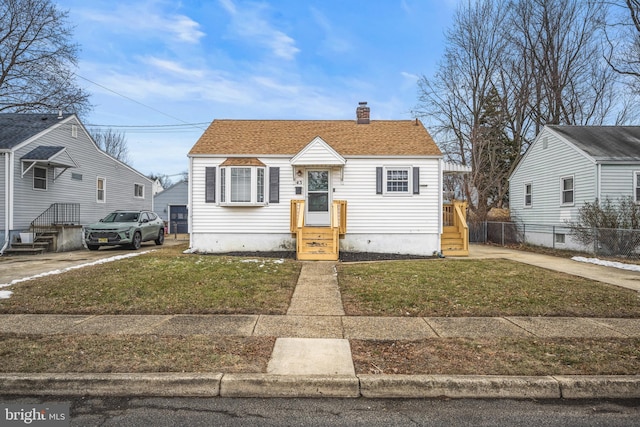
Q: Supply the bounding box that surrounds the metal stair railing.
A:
[28,203,80,245]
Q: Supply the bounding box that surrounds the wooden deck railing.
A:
[290,199,347,234]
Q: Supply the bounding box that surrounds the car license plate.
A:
[98,238,108,243]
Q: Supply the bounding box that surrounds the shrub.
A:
[566,197,640,256]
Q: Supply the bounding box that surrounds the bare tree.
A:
[509,0,615,129]
[603,0,640,92]
[91,128,131,165]
[415,0,623,218]
[0,0,90,114]
[148,173,173,189]
[414,0,508,218]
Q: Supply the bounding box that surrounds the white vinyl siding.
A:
[509,128,595,225]
[190,156,440,236]
[599,165,640,203]
[9,116,153,231]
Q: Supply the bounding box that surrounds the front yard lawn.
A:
[338,259,640,317]
[0,245,301,315]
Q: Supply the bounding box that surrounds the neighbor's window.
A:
[33,166,47,190]
[220,166,266,205]
[635,171,640,203]
[71,172,83,181]
[386,168,410,193]
[97,177,105,202]
[524,183,532,207]
[134,183,144,198]
[561,176,574,205]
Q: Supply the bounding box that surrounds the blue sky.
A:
[55,0,460,179]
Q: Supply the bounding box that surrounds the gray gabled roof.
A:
[21,145,66,160]
[0,113,73,150]
[548,125,640,162]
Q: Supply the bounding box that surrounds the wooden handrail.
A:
[453,201,469,252]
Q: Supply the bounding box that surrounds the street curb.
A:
[220,374,360,398]
[358,375,561,399]
[1,374,639,399]
[0,373,222,397]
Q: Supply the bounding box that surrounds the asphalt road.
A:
[2,396,640,426]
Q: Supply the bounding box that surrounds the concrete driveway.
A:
[0,236,188,286]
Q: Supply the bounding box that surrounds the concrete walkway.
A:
[1,244,640,398]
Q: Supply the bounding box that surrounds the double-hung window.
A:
[386,168,409,193]
[376,166,419,195]
[524,183,532,207]
[561,176,574,205]
[134,183,144,198]
[635,171,640,203]
[33,166,47,190]
[97,177,106,203]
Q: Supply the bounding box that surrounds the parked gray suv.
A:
[84,210,165,250]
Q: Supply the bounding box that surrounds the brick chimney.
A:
[356,101,370,124]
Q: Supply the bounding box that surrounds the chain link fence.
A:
[469,220,640,259]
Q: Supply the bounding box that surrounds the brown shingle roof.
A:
[188,119,442,157]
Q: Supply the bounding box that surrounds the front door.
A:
[305,169,331,226]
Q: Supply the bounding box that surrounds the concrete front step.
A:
[3,242,49,256]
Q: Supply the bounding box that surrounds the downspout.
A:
[1,152,11,255]
[438,159,443,241]
[596,163,601,203]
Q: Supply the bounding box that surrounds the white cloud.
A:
[142,57,205,78]
[310,7,352,54]
[219,0,300,60]
[78,2,205,45]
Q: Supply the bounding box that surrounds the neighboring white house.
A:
[0,113,153,253]
[153,180,189,234]
[509,125,640,250]
[187,103,463,260]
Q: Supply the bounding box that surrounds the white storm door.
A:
[305,169,331,226]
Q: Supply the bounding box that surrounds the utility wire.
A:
[74,73,208,131]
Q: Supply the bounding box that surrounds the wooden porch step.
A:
[442,247,469,257]
[296,226,339,261]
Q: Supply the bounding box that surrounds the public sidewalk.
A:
[1,244,640,398]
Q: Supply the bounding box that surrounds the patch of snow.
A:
[572,256,640,272]
[0,250,155,298]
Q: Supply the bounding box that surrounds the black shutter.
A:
[205,167,216,203]
[269,167,280,203]
[413,167,420,194]
[376,167,383,194]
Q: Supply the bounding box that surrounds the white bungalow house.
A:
[509,125,640,250]
[187,103,469,260]
[0,113,153,254]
